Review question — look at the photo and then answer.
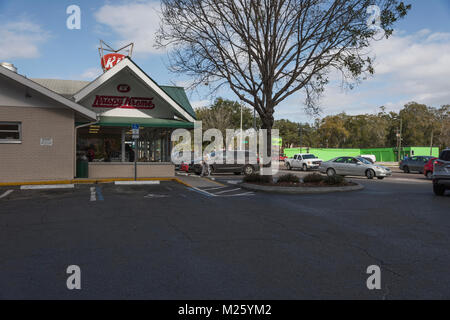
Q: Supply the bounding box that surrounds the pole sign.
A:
[101,53,125,71]
[132,124,140,140]
[132,124,140,181]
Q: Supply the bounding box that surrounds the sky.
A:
[1,0,449,123]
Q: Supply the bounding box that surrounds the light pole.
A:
[299,125,302,153]
[240,103,243,150]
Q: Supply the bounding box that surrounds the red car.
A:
[424,157,438,179]
[279,154,288,161]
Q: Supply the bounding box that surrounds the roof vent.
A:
[0,62,17,73]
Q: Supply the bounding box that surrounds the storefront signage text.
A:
[92,95,156,110]
[101,53,126,71]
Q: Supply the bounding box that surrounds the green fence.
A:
[284,148,360,161]
[283,147,440,162]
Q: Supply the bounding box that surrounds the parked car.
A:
[399,156,435,173]
[359,154,376,164]
[285,154,322,171]
[319,156,392,180]
[423,157,438,180]
[433,149,450,196]
[172,151,197,171]
[193,150,260,176]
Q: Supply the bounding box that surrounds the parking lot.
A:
[0,169,449,299]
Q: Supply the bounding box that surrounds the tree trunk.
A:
[261,114,274,180]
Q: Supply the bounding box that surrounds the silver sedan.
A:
[319,156,392,180]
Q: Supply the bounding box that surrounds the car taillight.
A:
[435,160,445,167]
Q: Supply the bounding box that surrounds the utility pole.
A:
[299,125,302,154]
[430,129,434,156]
[240,104,243,151]
[397,118,403,162]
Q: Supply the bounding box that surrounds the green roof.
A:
[98,116,194,128]
[160,86,197,120]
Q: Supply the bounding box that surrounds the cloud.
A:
[191,100,211,109]
[79,67,102,80]
[0,20,49,60]
[276,28,450,122]
[95,1,162,55]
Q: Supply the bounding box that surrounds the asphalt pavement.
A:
[0,171,449,299]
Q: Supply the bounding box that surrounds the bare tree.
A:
[156,0,410,165]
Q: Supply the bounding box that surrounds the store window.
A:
[0,122,21,143]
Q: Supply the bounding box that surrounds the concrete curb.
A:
[0,177,191,188]
[240,182,364,194]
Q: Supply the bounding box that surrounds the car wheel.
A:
[286,163,291,171]
[302,164,308,172]
[433,183,446,196]
[366,169,375,180]
[426,171,433,180]
[326,168,336,177]
[403,166,410,174]
[243,165,255,176]
[377,177,384,180]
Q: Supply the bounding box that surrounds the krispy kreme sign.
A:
[92,95,156,110]
[101,53,125,71]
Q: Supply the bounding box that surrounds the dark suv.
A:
[433,149,450,196]
[194,150,260,176]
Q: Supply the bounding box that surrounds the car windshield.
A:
[302,154,316,159]
[356,157,372,165]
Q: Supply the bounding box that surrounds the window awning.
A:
[98,116,194,129]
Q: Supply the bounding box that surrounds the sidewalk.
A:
[175,174,225,188]
[376,162,399,167]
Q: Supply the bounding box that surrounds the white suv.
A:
[433,149,450,196]
[285,154,323,171]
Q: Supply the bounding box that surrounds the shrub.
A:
[277,173,300,184]
[324,175,345,185]
[303,173,324,183]
[243,174,271,184]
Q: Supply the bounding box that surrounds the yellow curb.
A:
[202,177,226,187]
[173,178,194,188]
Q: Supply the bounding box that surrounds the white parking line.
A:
[115,181,160,185]
[188,187,216,197]
[0,190,14,199]
[202,186,227,191]
[214,188,241,195]
[221,192,255,197]
[90,187,96,201]
[20,184,75,190]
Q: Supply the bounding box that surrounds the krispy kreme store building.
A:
[0,56,195,182]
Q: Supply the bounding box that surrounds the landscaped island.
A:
[241,173,363,194]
